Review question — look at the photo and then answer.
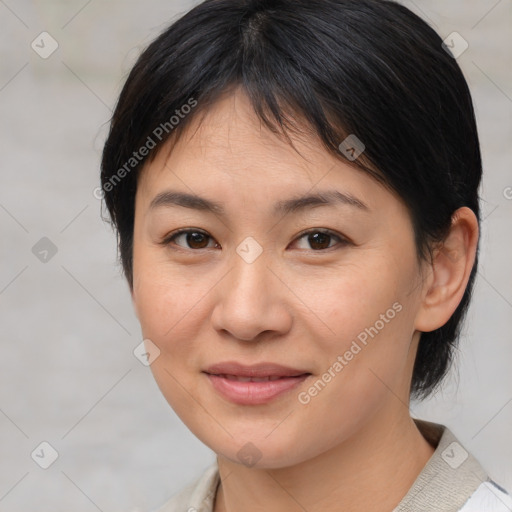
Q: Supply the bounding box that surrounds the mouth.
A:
[202,361,312,405]
[203,361,311,378]
[208,374,307,382]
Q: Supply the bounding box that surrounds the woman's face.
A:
[131,89,428,468]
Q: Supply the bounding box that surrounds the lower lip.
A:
[204,373,310,405]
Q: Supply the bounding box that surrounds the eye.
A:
[292,229,349,251]
[160,228,350,252]
[160,228,219,250]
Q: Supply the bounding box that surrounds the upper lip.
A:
[203,361,311,378]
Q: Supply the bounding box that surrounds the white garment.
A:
[460,481,512,511]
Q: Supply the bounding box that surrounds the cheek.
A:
[292,259,406,345]
[132,264,209,414]
[131,254,223,393]
[293,258,418,396]
[132,244,206,340]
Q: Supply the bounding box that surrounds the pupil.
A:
[309,232,329,249]
[188,232,207,248]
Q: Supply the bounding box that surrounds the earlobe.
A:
[415,207,479,333]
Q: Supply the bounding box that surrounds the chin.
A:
[204,430,313,470]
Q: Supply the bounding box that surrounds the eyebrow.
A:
[148,189,370,217]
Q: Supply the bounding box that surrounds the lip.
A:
[204,361,310,378]
[203,361,311,405]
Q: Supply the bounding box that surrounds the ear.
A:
[414,206,479,332]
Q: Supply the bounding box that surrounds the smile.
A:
[203,372,310,405]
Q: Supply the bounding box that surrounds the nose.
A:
[210,249,293,342]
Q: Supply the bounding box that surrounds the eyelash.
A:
[159,228,350,252]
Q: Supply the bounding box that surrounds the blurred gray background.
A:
[0,1,511,511]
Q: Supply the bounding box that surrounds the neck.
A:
[213,409,435,512]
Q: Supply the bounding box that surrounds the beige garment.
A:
[154,418,512,512]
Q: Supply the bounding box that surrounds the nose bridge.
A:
[228,242,273,306]
[211,240,291,340]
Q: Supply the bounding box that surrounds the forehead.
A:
[136,89,386,210]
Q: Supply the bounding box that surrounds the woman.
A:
[100,0,512,510]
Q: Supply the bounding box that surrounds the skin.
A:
[131,87,479,512]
